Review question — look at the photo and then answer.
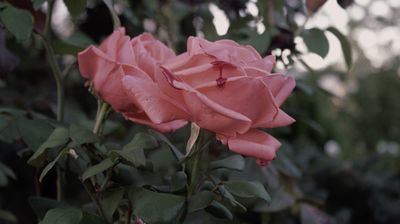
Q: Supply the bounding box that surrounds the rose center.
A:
[212,60,230,88]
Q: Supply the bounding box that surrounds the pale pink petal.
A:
[187,37,261,64]
[264,110,295,128]
[246,55,276,75]
[262,74,296,106]
[121,66,189,124]
[123,112,188,132]
[217,129,281,166]
[98,27,135,64]
[195,76,280,129]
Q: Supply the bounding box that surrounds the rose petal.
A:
[217,129,281,165]
[99,27,135,64]
[187,37,261,64]
[132,33,175,79]
[246,55,276,74]
[161,67,252,135]
[121,65,189,124]
[196,76,280,129]
[262,74,296,106]
[124,112,188,132]
[264,109,295,128]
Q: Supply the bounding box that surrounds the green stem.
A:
[93,102,109,135]
[82,180,107,218]
[42,0,65,201]
[42,0,64,122]
[188,150,201,198]
[103,0,121,30]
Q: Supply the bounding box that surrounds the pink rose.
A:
[78,28,189,132]
[160,37,295,165]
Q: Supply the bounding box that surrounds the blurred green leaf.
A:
[80,213,107,224]
[0,209,17,223]
[327,27,352,70]
[28,127,69,166]
[109,148,146,167]
[302,28,329,58]
[100,188,124,222]
[54,31,94,55]
[274,152,302,178]
[0,116,7,132]
[29,196,69,219]
[124,132,159,151]
[82,158,114,181]
[205,201,233,220]
[171,171,187,192]
[41,208,82,224]
[149,130,183,161]
[0,171,7,186]
[39,148,68,182]
[188,191,214,213]
[0,3,33,41]
[0,162,16,180]
[69,124,99,145]
[64,0,87,20]
[224,181,271,202]
[209,155,245,171]
[254,190,295,212]
[16,118,53,150]
[128,187,185,224]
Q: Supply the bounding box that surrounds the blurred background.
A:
[0,0,399,223]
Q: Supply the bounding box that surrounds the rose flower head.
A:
[78,28,189,132]
[160,37,296,165]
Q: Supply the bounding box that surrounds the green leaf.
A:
[128,187,185,224]
[224,181,271,202]
[327,27,352,70]
[28,127,69,166]
[100,188,124,222]
[0,162,16,180]
[123,132,159,151]
[53,40,85,55]
[205,201,233,220]
[0,171,8,186]
[274,152,302,178]
[0,108,26,116]
[0,116,7,132]
[171,171,187,192]
[80,213,107,224]
[53,31,94,55]
[82,158,115,181]
[302,28,329,58]
[41,208,82,224]
[239,28,277,54]
[0,4,33,41]
[0,209,17,223]
[209,155,245,171]
[16,118,53,150]
[64,0,87,20]
[149,130,183,161]
[29,196,69,219]
[109,148,146,167]
[188,191,214,213]
[39,148,68,182]
[254,189,295,212]
[32,0,46,10]
[69,124,99,145]
[217,184,247,211]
